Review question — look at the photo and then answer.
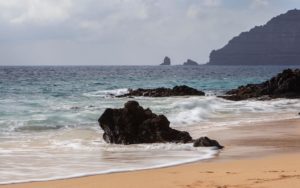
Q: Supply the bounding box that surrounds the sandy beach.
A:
[2,118,300,188]
[1,2,300,188]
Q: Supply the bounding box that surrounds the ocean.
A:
[1,65,300,184]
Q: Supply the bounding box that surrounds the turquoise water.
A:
[0,65,300,184]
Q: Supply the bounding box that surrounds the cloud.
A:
[250,0,270,9]
[0,0,72,24]
[0,0,297,65]
[203,0,222,7]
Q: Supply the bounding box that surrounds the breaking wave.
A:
[83,88,129,98]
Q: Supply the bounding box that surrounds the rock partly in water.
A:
[193,137,224,149]
[160,56,171,65]
[98,101,223,149]
[98,101,192,144]
[117,85,205,97]
[208,9,300,65]
[183,59,199,66]
[220,69,300,101]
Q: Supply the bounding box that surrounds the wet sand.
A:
[1,118,300,188]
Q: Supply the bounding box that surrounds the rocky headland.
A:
[220,69,300,101]
[117,85,205,97]
[98,101,223,148]
[208,9,300,65]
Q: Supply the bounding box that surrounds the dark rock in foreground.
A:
[98,101,223,149]
[160,56,171,65]
[193,137,224,149]
[220,69,300,101]
[183,59,199,66]
[208,9,300,65]
[117,85,205,97]
[99,101,192,144]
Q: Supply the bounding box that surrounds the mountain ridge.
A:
[207,9,300,65]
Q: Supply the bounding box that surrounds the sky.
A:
[0,0,299,65]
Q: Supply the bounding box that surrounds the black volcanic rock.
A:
[98,101,223,149]
[160,56,171,65]
[117,85,205,97]
[220,69,300,101]
[183,59,199,66]
[193,137,224,149]
[98,101,192,144]
[208,9,300,65]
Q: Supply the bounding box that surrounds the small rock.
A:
[193,137,224,149]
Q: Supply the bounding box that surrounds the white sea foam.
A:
[83,88,129,98]
[0,127,218,184]
[163,97,300,128]
[0,149,217,185]
[0,95,299,184]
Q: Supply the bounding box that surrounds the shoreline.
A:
[1,118,300,188]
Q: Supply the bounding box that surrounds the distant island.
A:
[207,9,300,65]
[160,56,171,65]
[183,59,199,66]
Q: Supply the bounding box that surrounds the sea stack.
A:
[208,9,300,65]
[160,56,171,65]
[183,59,199,66]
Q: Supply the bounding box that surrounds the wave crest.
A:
[83,88,129,98]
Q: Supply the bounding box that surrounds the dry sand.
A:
[2,118,300,188]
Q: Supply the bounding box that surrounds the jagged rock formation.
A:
[117,85,205,97]
[98,101,223,148]
[160,56,171,65]
[220,69,300,101]
[208,9,300,65]
[183,59,199,66]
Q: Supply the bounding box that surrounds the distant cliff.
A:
[208,9,300,65]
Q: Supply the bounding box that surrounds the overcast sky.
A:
[0,0,299,65]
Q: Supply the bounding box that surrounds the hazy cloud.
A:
[203,0,222,7]
[0,0,72,24]
[251,0,270,9]
[0,0,298,65]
